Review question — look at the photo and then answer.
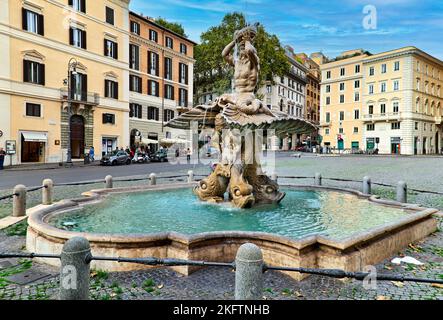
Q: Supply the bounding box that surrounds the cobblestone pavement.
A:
[0,217,441,300]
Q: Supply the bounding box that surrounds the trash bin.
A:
[84,153,90,164]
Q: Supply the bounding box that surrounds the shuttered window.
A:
[148,80,159,97]
[104,39,118,59]
[70,27,87,49]
[148,51,159,76]
[23,60,45,85]
[105,7,114,25]
[129,75,142,93]
[22,8,44,36]
[104,80,118,99]
[69,0,86,13]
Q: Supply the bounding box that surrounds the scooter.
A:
[132,152,149,164]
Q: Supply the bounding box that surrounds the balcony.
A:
[60,88,100,106]
[319,122,331,127]
[436,116,442,125]
[363,112,401,122]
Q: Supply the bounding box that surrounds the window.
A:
[164,57,173,80]
[354,127,359,133]
[393,80,399,91]
[367,124,375,131]
[391,122,401,130]
[104,80,118,99]
[129,75,142,93]
[180,43,187,55]
[70,27,86,49]
[326,97,331,105]
[149,30,158,42]
[22,8,44,35]
[339,83,345,91]
[354,80,360,89]
[105,7,114,25]
[129,103,142,119]
[148,80,159,97]
[266,85,272,94]
[339,128,344,134]
[69,0,86,13]
[325,129,330,135]
[130,21,140,35]
[179,88,188,107]
[147,107,159,121]
[129,44,139,70]
[70,72,87,101]
[339,95,345,103]
[355,65,360,73]
[394,61,400,71]
[165,84,174,100]
[165,36,173,49]
[326,71,331,79]
[179,63,188,84]
[368,105,374,114]
[25,103,41,117]
[369,67,374,76]
[102,113,115,124]
[381,82,386,93]
[380,103,386,114]
[325,112,330,123]
[164,109,175,122]
[369,84,374,94]
[148,51,159,76]
[354,92,360,102]
[354,109,360,119]
[104,39,118,59]
[415,122,418,130]
[339,111,345,121]
[381,64,387,73]
[393,102,399,113]
[325,85,330,93]
[340,68,345,76]
[23,60,45,85]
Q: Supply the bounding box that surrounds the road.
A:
[0,160,207,190]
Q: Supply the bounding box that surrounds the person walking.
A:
[186,148,191,163]
[89,146,95,162]
[0,148,6,170]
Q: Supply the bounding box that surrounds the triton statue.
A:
[166,24,316,208]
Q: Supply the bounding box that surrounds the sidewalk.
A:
[2,160,100,172]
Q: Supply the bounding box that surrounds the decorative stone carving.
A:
[167,25,316,208]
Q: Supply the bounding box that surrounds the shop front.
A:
[102,137,117,157]
[391,137,401,154]
[20,131,47,163]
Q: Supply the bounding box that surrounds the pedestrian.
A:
[89,146,95,162]
[175,149,180,158]
[0,148,6,170]
[186,148,191,163]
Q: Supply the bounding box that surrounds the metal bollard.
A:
[12,185,26,217]
[42,179,54,205]
[396,181,407,203]
[59,237,91,300]
[315,173,322,186]
[187,170,194,183]
[362,176,371,195]
[235,243,264,300]
[105,175,113,189]
[149,173,157,185]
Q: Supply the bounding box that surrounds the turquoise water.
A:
[48,188,409,240]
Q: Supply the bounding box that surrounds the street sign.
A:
[5,140,16,155]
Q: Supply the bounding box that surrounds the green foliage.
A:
[195,12,290,98]
[5,220,28,236]
[155,17,187,37]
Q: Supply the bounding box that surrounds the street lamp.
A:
[65,58,78,165]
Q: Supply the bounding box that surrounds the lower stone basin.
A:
[26,183,438,280]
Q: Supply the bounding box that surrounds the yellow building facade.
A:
[320,51,368,151]
[320,47,443,155]
[0,0,130,165]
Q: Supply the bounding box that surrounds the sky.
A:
[130,0,443,60]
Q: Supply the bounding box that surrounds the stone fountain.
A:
[166,24,316,208]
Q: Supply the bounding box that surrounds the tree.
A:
[194,12,290,100]
[155,17,187,37]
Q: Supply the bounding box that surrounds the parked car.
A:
[150,149,168,162]
[100,150,131,166]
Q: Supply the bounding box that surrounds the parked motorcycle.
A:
[132,152,150,164]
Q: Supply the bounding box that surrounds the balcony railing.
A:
[60,88,100,105]
[363,112,401,122]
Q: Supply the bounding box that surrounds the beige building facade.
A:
[0,0,131,165]
[320,47,443,155]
